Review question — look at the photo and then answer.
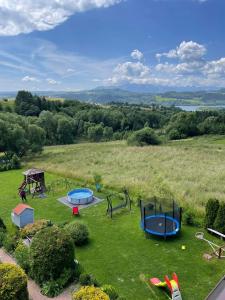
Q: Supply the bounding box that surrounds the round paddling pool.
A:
[67,188,93,205]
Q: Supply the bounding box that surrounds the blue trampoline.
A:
[140,199,182,238]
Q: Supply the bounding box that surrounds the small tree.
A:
[204,198,220,229]
[72,286,109,300]
[0,263,28,300]
[30,226,75,284]
[88,124,104,142]
[93,173,102,192]
[214,203,225,234]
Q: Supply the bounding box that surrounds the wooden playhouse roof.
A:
[23,168,44,176]
[13,204,33,215]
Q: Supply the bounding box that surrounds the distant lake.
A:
[177,105,225,112]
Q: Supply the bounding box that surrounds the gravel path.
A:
[0,248,74,300]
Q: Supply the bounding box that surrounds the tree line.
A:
[1,90,225,170]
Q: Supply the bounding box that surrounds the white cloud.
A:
[109,61,150,84]
[47,78,61,85]
[156,41,206,61]
[107,40,225,89]
[131,49,144,61]
[0,0,123,36]
[22,75,39,82]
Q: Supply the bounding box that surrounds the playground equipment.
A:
[195,228,225,259]
[18,169,46,197]
[106,189,131,218]
[140,198,182,238]
[150,273,182,300]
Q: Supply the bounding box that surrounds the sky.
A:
[0,0,225,91]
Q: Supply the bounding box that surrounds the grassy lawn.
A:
[0,169,225,299]
[25,136,225,212]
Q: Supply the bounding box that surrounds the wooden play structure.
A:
[106,189,131,218]
[196,228,225,259]
[19,168,46,197]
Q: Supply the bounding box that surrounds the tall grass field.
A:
[26,135,225,212]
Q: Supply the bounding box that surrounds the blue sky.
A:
[0,0,225,91]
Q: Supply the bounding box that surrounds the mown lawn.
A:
[0,169,225,300]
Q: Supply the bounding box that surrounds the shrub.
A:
[3,233,20,253]
[183,209,196,226]
[41,268,76,297]
[0,217,6,231]
[11,154,21,169]
[205,198,220,229]
[41,281,61,297]
[72,286,110,300]
[102,285,119,300]
[214,203,225,234]
[14,242,30,273]
[0,263,28,300]
[0,229,6,247]
[21,219,50,238]
[127,127,160,146]
[79,273,99,287]
[30,226,75,284]
[64,222,89,246]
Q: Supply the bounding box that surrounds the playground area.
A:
[1,169,225,300]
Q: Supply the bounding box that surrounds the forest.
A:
[1,90,225,170]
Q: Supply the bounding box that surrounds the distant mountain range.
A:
[1,87,225,106]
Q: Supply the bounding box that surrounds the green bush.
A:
[183,209,197,226]
[79,273,99,287]
[72,286,110,300]
[11,154,21,169]
[205,198,220,229]
[127,127,160,146]
[41,281,61,297]
[30,226,75,284]
[41,268,76,297]
[3,233,20,253]
[14,242,30,273]
[0,263,28,300]
[21,219,50,238]
[214,203,225,234]
[0,217,6,231]
[64,222,89,246]
[102,284,119,300]
[0,229,6,247]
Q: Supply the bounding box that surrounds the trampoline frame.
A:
[140,199,182,238]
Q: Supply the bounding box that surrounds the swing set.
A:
[106,189,132,218]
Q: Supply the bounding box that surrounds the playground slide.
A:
[150,273,182,300]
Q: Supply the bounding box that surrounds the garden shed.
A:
[11,204,34,228]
